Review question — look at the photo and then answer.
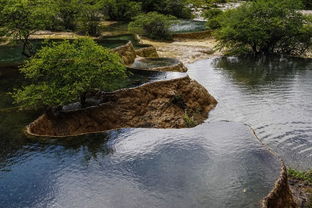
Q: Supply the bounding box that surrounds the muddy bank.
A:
[26,76,217,137]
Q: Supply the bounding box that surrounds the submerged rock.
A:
[26,76,217,137]
[129,57,188,72]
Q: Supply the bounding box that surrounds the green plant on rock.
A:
[288,168,312,184]
[214,0,312,56]
[128,12,177,40]
[183,111,197,128]
[11,38,127,112]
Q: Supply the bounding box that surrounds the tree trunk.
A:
[21,37,34,58]
[80,92,87,108]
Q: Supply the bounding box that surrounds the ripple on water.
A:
[0,122,281,208]
[188,56,312,170]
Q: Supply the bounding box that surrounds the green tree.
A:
[215,0,312,55]
[12,38,127,112]
[133,0,192,19]
[76,0,103,36]
[203,8,223,29]
[102,0,142,21]
[129,12,177,40]
[0,0,58,57]
[55,0,80,31]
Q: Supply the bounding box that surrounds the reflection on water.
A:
[0,122,280,208]
[188,56,312,170]
[170,20,206,33]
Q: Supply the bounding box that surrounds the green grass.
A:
[288,168,312,184]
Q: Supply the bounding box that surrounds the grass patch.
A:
[288,168,312,184]
[183,111,197,128]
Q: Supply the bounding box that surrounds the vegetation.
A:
[134,0,192,19]
[0,0,57,57]
[289,168,312,184]
[102,0,142,21]
[214,0,312,56]
[183,111,197,128]
[203,8,223,29]
[129,12,177,40]
[11,38,127,111]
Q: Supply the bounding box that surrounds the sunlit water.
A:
[188,56,312,170]
[169,20,206,33]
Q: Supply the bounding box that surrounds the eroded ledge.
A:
[26,76,217,137]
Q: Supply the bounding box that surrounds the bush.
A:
[203,8,223,29]
[102,0,142,21]
[215,0,312,55]
[12,38,127,110]
[128,12,177,40]
[134,0,192,19]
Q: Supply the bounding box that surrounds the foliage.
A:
[102,0,142,21]
[54,0,81,31]
[203,8,223,29]
[12,38,127,110]
[215,0,312,55]
[133,0,193,19]
[0,0,58,57]
[129,12,177,40]
[302,0,312,10]
[183,111,197,128]
[76,0,103,36]
[288,168,312,184]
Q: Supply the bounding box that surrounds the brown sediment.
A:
[141,37,221,64]
[112,41,137,65]
[289,176,312,207]
[172,30,212,39]
[135,46,159,58]
[26,76,217,137]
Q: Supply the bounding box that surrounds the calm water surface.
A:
[1,56,310,208]
[188,56,312,170]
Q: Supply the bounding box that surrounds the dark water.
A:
[188,56,312,170]
[170,20,206,33]
[0,121,280,208]
[0,39,130,65]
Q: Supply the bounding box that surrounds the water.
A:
[129,58,180,70]
[0,39,131,66]
[0,122,280,208]
[170,20,206,34]
[1,55,310,207]
[187,56,312,170]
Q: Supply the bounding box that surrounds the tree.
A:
[101,0,142,21]
[0,0,58,57]
[215,0,312,55]
[12,38,127,112]
[55,0,81,31]
[76,0,103,36]
[129,12,177,40]
[133,0,192,19]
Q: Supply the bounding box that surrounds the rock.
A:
[26,76,217,137]
[135,45,159,58]
[112,42,137,65]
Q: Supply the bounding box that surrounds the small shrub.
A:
[128,12,177,40]
[183,111,197,128]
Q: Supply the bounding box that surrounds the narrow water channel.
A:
[188,56,312,170]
